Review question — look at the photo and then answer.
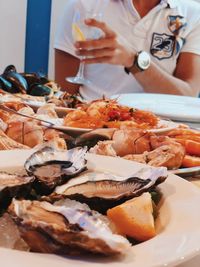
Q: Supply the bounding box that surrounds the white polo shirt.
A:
[54,0,200,100]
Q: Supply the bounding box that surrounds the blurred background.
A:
[0,0,65,79]
[0,0,200,80]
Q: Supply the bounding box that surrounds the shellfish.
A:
[8,198,131,255]
[75,128,116,148]
[24,146,87,194]
[2,65,28,94]
[28,83,52,97]
[54,167,168,213]
[0,172,34,211]
[20,72,49,87]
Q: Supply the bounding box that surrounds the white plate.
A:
[0,150,200,267]
[112,93,200,123]
[41,118,91,135]
[149,119,179,133]
[171,166,200,178]
[44,118,179,135]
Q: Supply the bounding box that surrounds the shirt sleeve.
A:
[54,0,78,58]
[181,19,200,55]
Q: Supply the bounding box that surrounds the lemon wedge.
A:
[72,23,86,41]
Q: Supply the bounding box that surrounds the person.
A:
[54,0,200,100]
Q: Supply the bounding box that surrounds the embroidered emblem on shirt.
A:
[150,33,175,60]
[168,15,187,35]
[168,15,187,54]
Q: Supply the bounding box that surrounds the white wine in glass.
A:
[66,0,108,86]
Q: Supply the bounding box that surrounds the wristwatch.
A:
[124,51,151,75]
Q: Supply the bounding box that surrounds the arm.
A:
[55,49,81,94]
[75,19,200,97]
[134,52,200,97]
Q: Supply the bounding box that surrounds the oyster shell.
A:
[8,198,130,256]
[54,167,168,213]
[24,146,87,194]
[75,128,116,148]
[0,172,34,211]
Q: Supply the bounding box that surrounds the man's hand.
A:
[74,18,135,67]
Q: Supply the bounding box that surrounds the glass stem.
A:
[76,58,85,79]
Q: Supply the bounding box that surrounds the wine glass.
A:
[66,1,108,86]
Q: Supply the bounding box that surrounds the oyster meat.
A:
[0,172,34,210]
[24,146,87,194]
[54,167,168,213]
[8,198,130,256]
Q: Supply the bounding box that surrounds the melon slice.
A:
[107,192,156,241]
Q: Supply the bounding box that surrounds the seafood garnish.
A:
[24,146,87,194]
[55,167,167,213]
[0,172,34,210]
[8,198,131,255]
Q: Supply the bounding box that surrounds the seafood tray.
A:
[0,149,200,267]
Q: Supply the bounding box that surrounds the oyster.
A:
[75,128,116,148]
[8,198,130,256]
[0,172,34,211]
[24,146,87,194]
[55,167,168,213]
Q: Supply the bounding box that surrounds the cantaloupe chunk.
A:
[107,192,156,241]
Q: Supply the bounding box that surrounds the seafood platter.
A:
[0,91,200,173]
[1,66,200,266]
[1,148,200,267]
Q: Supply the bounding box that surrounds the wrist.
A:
[124,51,151,75]
[125,52,136,68]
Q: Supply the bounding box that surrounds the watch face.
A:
[137,51,151,70]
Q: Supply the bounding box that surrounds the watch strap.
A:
[124,51,150,75]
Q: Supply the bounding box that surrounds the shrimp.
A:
[87,128,185,169]
[112,129,151,156]
[6,120,44,148]
[64,109,87,122]
[87,100,108,117]
[146,142,185,169]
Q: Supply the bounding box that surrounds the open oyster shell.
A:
[24,146,87,194]
[75,128,116,148]
[54,167,168,213]
[8,198,130,256]
[0,172,34,211]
